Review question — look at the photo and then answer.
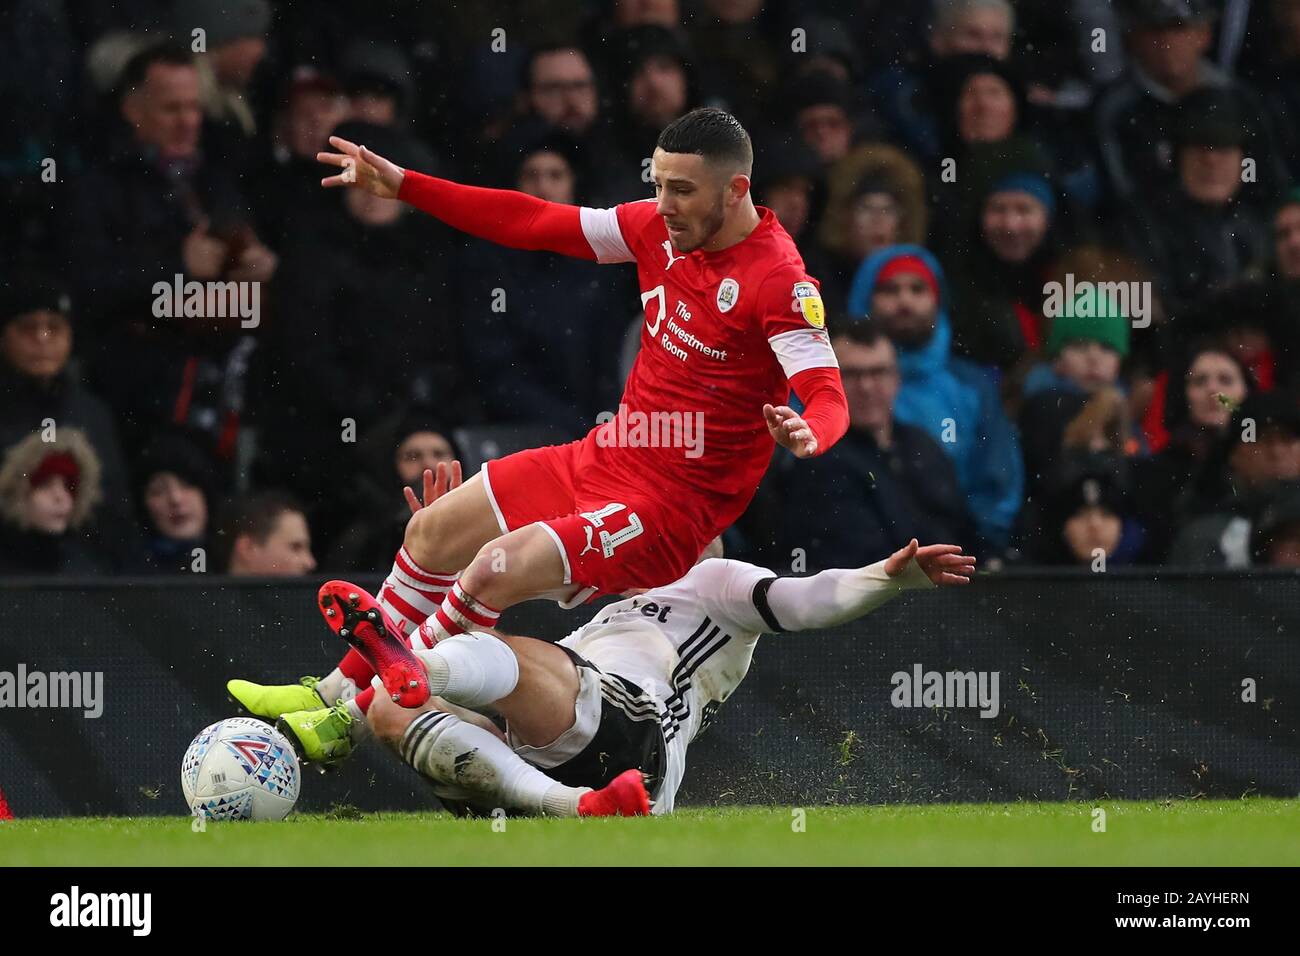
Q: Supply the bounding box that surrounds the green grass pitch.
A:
[2,799,1296,866]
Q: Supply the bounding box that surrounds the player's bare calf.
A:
[455,525,570,615]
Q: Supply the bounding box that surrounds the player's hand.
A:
[404,460,463,515]
[763,404,818,458]
[884,538,976,587]
[318,135,404,199]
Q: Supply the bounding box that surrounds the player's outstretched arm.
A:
[764,364,848,460]
[789,366,849,457]
[319,135,597,260]
[763,538,975,632]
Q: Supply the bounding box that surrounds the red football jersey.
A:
[577,199,837,502]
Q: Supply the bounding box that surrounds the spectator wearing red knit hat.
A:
[0,429,113,575]
[846,244,1024,553]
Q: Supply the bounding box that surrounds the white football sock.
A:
[341,697,372,743]
[400,710,587,816]
[414,632,519,709]
[314,669,359,706]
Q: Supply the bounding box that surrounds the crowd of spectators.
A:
[4,0,1300,576]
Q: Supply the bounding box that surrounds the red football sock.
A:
[338,648,375,688]
[352,686,376,715]
[417,580,501,646]
[380,547,460,642]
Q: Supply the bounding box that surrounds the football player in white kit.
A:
[357,532,976,817]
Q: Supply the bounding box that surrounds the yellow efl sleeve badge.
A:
[793,281,825,329]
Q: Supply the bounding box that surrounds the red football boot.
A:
[578,769,653,817]
[317,580,430,708]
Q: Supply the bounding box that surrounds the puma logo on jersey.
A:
[662,239,686,271]
[579,524,601,558]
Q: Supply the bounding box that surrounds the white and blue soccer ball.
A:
[181,717,300,821]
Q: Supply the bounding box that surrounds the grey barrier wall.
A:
[0,570,1296,817]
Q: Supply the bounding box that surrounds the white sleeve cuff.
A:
[579,206,635,264]
[768,328,838,378]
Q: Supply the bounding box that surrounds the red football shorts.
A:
[480,435,718,598]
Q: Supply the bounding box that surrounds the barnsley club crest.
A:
[716,277,739,313]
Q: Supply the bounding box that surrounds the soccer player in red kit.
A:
[228,109,849,762]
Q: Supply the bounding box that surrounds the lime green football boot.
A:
[227,676,326,720]
[275,703,355,769]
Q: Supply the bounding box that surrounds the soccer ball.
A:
[181,717,300,821]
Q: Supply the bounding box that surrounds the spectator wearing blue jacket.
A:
[847,244,1024,551]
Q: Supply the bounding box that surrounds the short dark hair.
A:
[118,41,196,101]
[214,491,304,571]
[833,318,891,350]
[656,108,753,173]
